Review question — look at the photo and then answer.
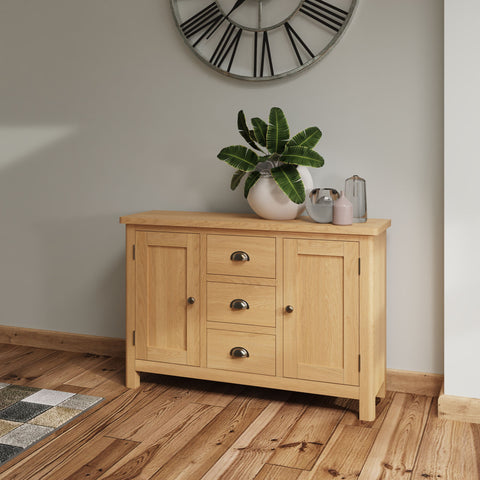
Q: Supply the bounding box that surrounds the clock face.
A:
[170,0,357,81]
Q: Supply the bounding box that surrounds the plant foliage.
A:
[218,107,325,204]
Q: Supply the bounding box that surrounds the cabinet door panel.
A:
[136,231,200,366]
[284,239,359,385]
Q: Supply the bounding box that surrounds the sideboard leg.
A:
[359,392,376,422]
[126,369,140,389]
[377,381,386,399]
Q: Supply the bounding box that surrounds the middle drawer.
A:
[207,282,276,328]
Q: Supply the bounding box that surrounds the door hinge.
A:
[358,355,361,372]
[358,258,361,275]
[132,330,136,346]
[133,245,136,260]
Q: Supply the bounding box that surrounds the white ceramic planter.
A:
[247,166,313,220]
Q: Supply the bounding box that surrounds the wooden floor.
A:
[0,344,478,480]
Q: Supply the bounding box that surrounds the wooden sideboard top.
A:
[120,211,391,236]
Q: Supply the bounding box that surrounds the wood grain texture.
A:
[119,210,391,236]
[438,384,480,424]
[297,425,379,479]
[0,325,125,357]
[207,234,276,278]
[148,391,271,480]
[0,345,477,480]
[412,401,480,479]
[255,464,302,480]
[358,393,432,479]
[207,281,276,327]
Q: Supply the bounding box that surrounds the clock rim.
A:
[170,0,358,82]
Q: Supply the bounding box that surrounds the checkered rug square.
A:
[0,383,103,467]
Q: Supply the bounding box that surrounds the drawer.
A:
[207,282,275,328]
[207,235,276,278]
[207,329,275,376]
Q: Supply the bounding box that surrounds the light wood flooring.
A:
[0,344,478,479]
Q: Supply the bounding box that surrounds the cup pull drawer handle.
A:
[230,299,249,310]
[230,347,249,358]
[230,251,250,262]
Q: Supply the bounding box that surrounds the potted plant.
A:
[218,107,325,220]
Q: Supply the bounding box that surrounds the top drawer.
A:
[207,235,276,278]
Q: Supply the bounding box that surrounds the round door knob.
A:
[230,299,249,310]
[285,305,294,313]
[187,297,196,305]
[230,251,250,262]
[230,347,249,358]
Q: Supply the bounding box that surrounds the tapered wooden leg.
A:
[377,381,386,399]
[359,390,376,421]
[126,368,140,388]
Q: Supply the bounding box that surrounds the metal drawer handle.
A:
[187,297,196,305]
[285,305,294,313]
[230,251,250,262]
[230,347,249,358]
[230,299,249,310]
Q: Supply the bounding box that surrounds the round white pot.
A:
[247,166,313,220]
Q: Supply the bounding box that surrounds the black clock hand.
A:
[207,0,248,38]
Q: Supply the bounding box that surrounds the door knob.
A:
[230,299,249,310]
[187,297,196,305]
[230,347,249,358]
[285,305,294,313]
[230,251,250,262]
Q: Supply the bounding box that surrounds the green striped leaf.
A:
[251,117,268,147]
[287,127,322,149]
[244,171,261,198]
[230,169,246,190]
[238,110,261,151]
[266,107,290,154]
[271,164,305,204]
[280,146,324,168]
[218,145,259,172]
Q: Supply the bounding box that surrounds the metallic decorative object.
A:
[170,0,357,81]
[230,251,250,261]
[230,299,250,310]
[345,175,367,223]
[230,346,250,358]
[306,188,337,223]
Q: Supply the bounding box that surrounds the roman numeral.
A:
[284,22,314,66]
[254,31,274,78]
[300,0,349,32]
[210,24,243,72]
[180,2,223,41]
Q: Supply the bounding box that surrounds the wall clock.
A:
[170,0,357,81]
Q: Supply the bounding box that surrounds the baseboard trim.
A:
[438,383,480,424]
[0,325,125,358]
[386,368,443,397]
[0,325,444,396]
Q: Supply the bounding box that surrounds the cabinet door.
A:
[284,239,359,385]
[135,231,200,366]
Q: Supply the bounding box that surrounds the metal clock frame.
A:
[170,0,358,81]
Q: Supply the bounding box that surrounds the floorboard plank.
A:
[268,395,347,470]
[148,389,272,480]
[201,391,298,480]
[98,403,222,480]
[357,393,432,479]
[411,401,480,480]
[255,464,302,480]
[297,425,379,479]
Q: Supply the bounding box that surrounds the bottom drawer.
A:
[207,329,275,376]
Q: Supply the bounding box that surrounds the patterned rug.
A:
[0,383,103,467]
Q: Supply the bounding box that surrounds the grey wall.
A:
[0,1,443,373]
